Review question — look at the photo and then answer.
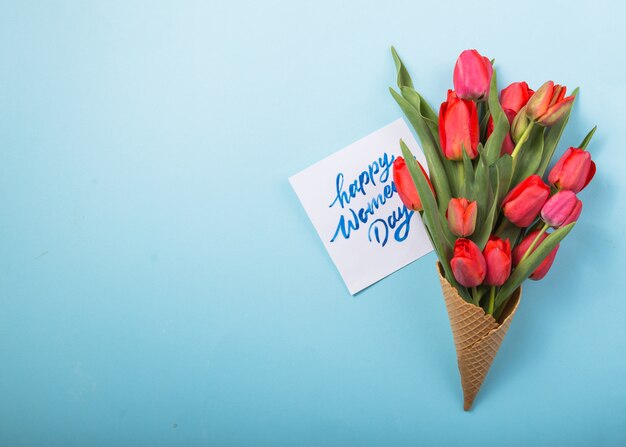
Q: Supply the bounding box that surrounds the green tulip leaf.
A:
[536,88,579,176]
[494,222,576,309]
[579,125,597,150]
[473,172,499,250]
[495,219,522,249]
[442,156,463,199]
[400,140,471,301]
[400,87,439,146]
[462,148,475,200]
[390,48,439,125]
[483,70,510,166]
[390,87,451,215]
[473,150,490,232]
[479,101,491,142]
[511,125,545,186]
[391,46,414,90]
[492,154,512,205]
[400,139,454,253]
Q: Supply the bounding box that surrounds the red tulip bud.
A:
[483,236,512,286]
[526,81,574,127]
[512,230,559,280]
[541,191,582,228]
[453,49,493,101]
[548,147,596,193]
[393,156,433,211]
[450,238,487,288]
[500,82,534,113]
[446,198,477,237]
[438,90,480,161]
[501,175,551,227]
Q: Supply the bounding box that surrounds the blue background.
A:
[1,0,625,445]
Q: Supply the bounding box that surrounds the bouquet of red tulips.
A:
[390,48,596,410]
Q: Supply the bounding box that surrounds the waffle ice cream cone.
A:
[437,262,521,410]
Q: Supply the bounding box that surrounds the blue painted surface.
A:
[1,1,625,445]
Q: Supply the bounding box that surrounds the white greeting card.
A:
[289,118,433,294]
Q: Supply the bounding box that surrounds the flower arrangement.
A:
[390,48,596,410]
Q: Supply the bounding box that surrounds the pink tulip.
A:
[393,156,433,211]
[450,238,487,287]
[541,191,582,228]
[438,90,480,161]
[526,81,575,126]
[446,198,478,237]
[512,230,559,280]
[483,237,512,286]
[501,175,551,227]
[548,147,596,193]
[453,49,493,101]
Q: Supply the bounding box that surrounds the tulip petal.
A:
[444,97,474,160]
[548,147,572,186]
[469,99,480,151]
[538,96,574,126]
[584,161,596,190]
[463,201,478,236]
[500,81,533,113]
[529,244,559,280]
[526,81,554,121]
[548,85,563,107]
[439,101,448,158]
[502,175,550,227]
[541,190,577,227]
[561,199,582,227]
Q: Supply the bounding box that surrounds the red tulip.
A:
[526,81,574,127]
[393,156,433,211]
[501,175,551,227]
[541,191,582,228]
[548,147,596,193]
[512,230,559,280]
[483,237,512,286]
[450,238,487,287]
[446,198,477,237]
[485,82,534,156]
[453,49,493,101]
[438,90,480,161]
[500,82,534,113]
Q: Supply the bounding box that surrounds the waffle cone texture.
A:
[437,262,521,411]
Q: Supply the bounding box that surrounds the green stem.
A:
[487,286,496,315]
[495,216,508,236]
[511,120,535,159]
[493,300,505,321]
[519,222,550,265]
[472,286,480,306]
